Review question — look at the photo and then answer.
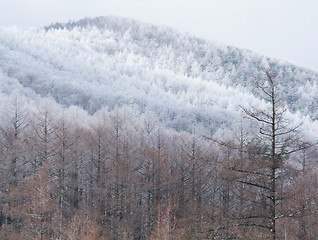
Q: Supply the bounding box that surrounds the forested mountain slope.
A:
[0,16,318,132]
[1,16,318,239]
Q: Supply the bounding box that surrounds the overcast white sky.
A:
[0,0,317,71]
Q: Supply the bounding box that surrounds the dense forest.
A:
[1,16,318,239]
[1,16,318,131]
[0,72,317,240]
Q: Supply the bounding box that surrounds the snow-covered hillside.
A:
[0,16,317,131]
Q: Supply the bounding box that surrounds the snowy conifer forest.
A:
[0,16,318,239]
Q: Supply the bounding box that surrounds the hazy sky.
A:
[0,0,317,71]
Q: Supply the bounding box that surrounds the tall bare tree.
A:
[237,70,312,239]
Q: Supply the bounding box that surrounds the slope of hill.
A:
[1,16,318,239]
[0,16,317,131]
